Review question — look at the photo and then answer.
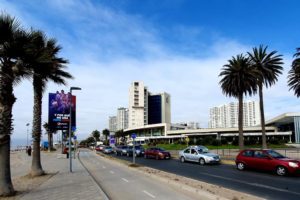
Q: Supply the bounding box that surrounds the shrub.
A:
[202,137,214,145]
[221,138,228,145]
[232,139,239,146]
[211,139,221,146]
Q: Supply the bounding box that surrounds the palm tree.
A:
[288,48,300,96]
[0,13,30,196]
[25,30,73,176]
[248,45,283,149]
[102,129,110,144]
[92,130,100,143]
[43,122,56,152]
[219,54,258,150]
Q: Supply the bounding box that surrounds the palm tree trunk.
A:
[238,94,244,150]
[259,84,267,149]
[31,78,44,176]
[0,66,16,196]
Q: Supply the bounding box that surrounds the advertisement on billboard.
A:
[48,90,76,130]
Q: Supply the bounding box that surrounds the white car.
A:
[179,146,221,165]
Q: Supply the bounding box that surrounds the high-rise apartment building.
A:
[128,81,171,129]
[109,116,117,132]
[117,107,128,131]
[209,100,260,128]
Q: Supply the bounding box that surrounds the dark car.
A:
[126,145,145,157]
[114,145,128,156]
[235,149,300,176]
[144,147,171,160]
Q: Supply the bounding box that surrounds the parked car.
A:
[179,145,221,165]
[126,145,145,157]
[144,147,171,160]
[103,146,113,154]
[114,145,128,156]
[235,149,300,176]
[95,145,105,151]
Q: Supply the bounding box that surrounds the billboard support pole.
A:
[69,87,81,173]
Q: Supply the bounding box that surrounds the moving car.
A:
[144,147,171,160]
[235,149,300,176]
[179,146,221,165]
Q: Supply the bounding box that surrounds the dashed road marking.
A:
[143,190,156,198]
[102,166,106,169]
[109,170,114,174]
[122,178,129,182]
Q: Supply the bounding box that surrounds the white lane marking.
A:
[143,190,156,199]
[201,173,300,196]
[109,170,115,174]
[122,178,129,183]
[102,166,106,169]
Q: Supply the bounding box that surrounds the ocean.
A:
[11,138,28,150]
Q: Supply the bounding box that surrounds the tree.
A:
[219,54,258,150]
[248,45,283,149]
[0,13,30,196]
[288,48,300,97]
[91,130,100,142]
[102,129,110,143]
[25,30,73,176]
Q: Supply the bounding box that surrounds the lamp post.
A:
[26,123,30,147]
[69,86,81,173]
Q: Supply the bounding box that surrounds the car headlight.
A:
[288,162,299,168]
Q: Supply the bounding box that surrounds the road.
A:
[109,152,300,200]
[79,149,211,200]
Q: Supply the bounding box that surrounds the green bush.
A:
[232,139,239,146]
[202,137,214,145]
[221,138,228,145]
[211,139,221,146]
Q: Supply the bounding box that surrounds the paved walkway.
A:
[12,150,107,200]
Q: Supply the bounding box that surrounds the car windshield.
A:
[266,150,285,159]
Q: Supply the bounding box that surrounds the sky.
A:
[1,0,300,142]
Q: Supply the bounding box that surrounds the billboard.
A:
[48,90,76,130]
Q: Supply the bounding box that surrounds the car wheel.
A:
[237,162,245,170]
[180,156,185,163]
[199,158,205,165]
[276,166,287,176]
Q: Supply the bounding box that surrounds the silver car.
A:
[179,146,221,165]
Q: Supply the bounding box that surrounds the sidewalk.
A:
[10,150,107,200]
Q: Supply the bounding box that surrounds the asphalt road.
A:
[79,149,205,200]
[108,152,300,200]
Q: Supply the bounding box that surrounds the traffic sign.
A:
[131,133,136,139]
[73,135,77,140]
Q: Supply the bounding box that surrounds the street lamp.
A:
[69,87,81,173]
[26,123,30,147]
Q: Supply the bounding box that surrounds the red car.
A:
[235,149,300,176]
[144,147,171,160]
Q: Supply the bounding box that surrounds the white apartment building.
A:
[128,81,171,129]
[109,116,117,133]
[117,107,128,131]
[128,81,147,128]
[209,100,260,128]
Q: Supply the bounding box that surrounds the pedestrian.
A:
[27,146,32,156]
